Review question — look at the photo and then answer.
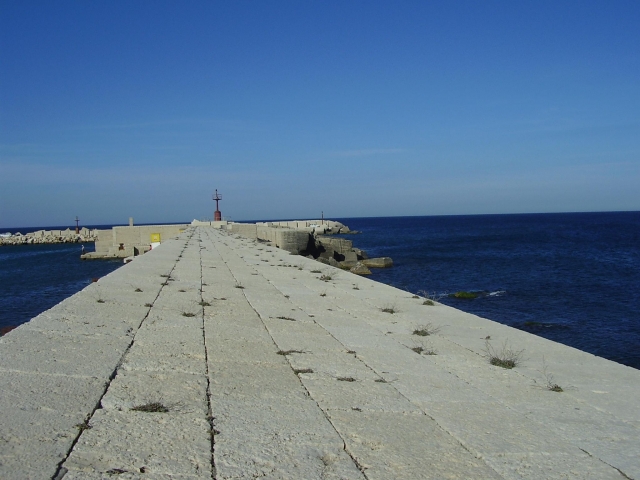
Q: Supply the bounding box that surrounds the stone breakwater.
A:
[1,225,638,479]
[0,228,98,246]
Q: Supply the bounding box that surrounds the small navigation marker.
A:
[213,189,222,221]
[75,216,80,234]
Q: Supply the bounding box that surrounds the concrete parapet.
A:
[253,226,311,253]
[230,223,258,239]
[274,229,311,253]
[94,229,114,254]
[83,224,188,259]
[111,225,187,246]
[190,220,229,228]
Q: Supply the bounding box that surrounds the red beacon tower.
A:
[213,189,222,221]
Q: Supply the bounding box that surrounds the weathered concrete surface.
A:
[1,226,639,479]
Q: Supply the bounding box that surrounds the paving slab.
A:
[100,370,209,416]
[326,409,504,480]
[62,410,212,477]
[0,328,132,377]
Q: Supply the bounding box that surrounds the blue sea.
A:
[0,225,125,334]
[335,212,640,370]
[1,212,639,369]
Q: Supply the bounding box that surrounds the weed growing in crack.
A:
[131,402,170,413]
[337,376,356,382]
[539,357,563,392]
[320,291,327,297]
[411,341,437,355]
[374,378,387,383]
[134,288,143,292]
[276,349,305,355]
[320,274,332,282]
[294,368,314,375]
[276,316,296,321]
[182,312,196,317]
[234,283,245,289]
[75,420,92,431]
[412,323,441,336]
[144,303,153,308]
[485,339,524,369]
[96,299,105,304]
[311,269,322,274]
[381,305,397,314]
[198,301,211,307]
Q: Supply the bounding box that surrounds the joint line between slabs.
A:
[198,232,217,479]
[208,230,371,480]
[51,230,193,480]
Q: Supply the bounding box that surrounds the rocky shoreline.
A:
[0,228,98,246]
[303,234,393,275]
[228,220,393,276]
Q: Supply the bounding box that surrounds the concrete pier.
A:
[1,226,639,479]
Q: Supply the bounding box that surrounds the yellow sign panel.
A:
[150,233,161,243]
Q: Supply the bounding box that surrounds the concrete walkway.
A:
[1,226,638,479]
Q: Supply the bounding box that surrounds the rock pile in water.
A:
[0,228,98,246]
[305,235,393,275]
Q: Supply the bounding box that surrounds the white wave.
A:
[488,290,506,297]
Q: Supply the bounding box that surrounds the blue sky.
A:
[1,1,639,227]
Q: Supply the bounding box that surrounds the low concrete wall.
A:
[94,229,114,254]
[190,220,229,228]
[90,224,189,258]
[230,223,258,239]
[256,220,349,234]
[111,225,187,248]
[253,226,310,254]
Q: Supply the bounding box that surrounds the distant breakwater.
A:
[0,227,98,246]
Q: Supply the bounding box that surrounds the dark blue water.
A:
[0,221,188,334]
[0,242,122,332]
[335,212,640,369]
